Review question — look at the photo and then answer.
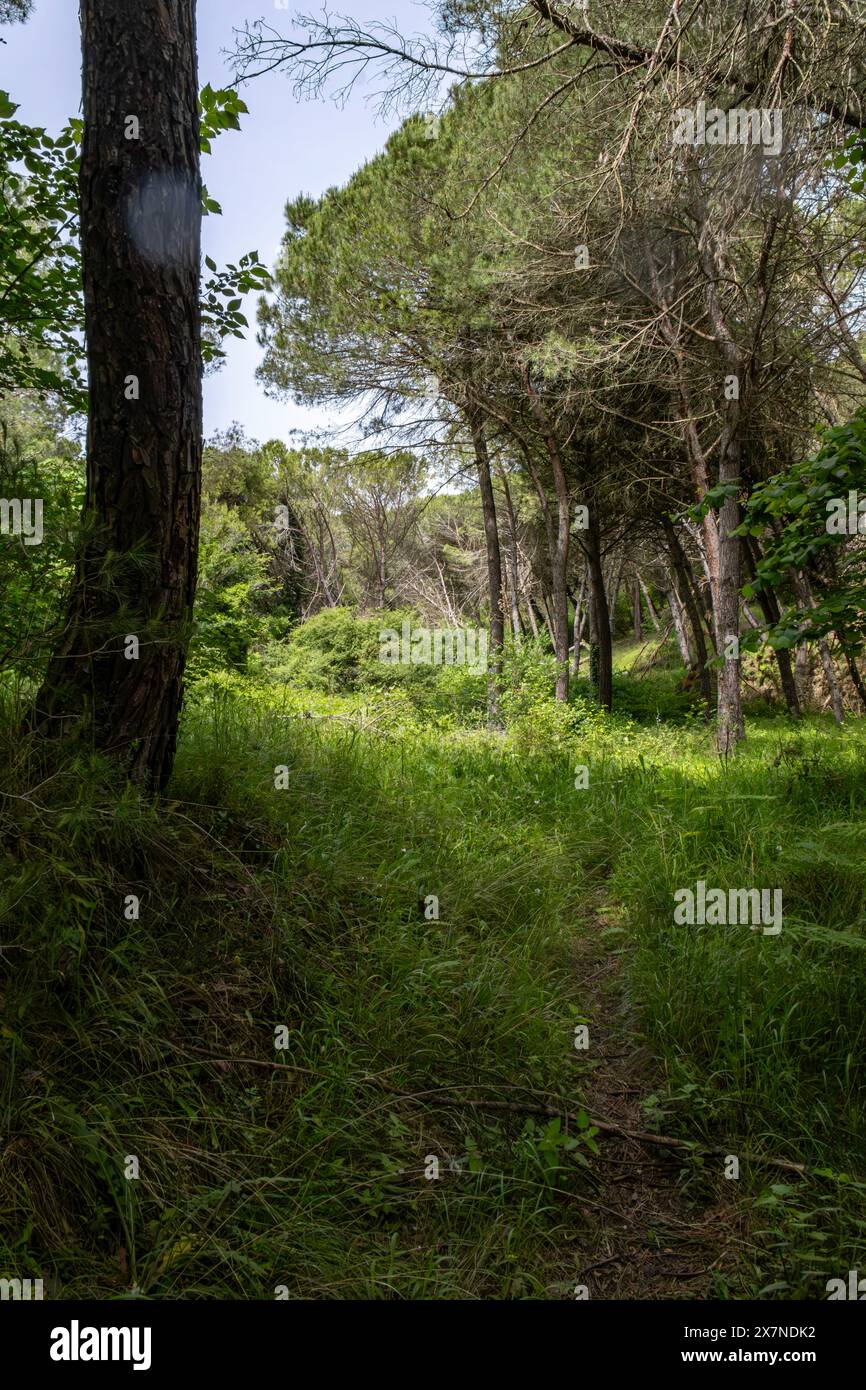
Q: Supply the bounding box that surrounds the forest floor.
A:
[2,656,866,1298]
[573,925,744,1298]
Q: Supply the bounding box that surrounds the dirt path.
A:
[572,935,746,1300]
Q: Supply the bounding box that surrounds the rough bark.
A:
[36,0,202,790]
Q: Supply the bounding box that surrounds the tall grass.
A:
[2,670,864,1299]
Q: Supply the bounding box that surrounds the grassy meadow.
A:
[2,631,864,1300]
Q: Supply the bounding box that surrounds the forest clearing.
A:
[1,0,866,1341]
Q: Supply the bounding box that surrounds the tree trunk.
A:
[571,571,587,676]
[666,583,692,667]
[468,409,505,724]
[844,650,866,712]
[539,587,556,646]
[661,516,713,713]
[522,368,570,701]
[819,639,845,724]
[741,536,800,717]
[607,554,624,639]
[583,511,612,710]
[498,467,523,640]
[792,568,844,724]
[637,574,660,632]
[632,576,642,641]
[795,641,809,705]
[36,0,202,791]
[716,460,744,753]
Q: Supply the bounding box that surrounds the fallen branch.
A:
[434,1095,815,1178]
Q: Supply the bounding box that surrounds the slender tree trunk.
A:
[36,0,202,790]
[795,641,810,705]
[844,650,866,712]
[571,571,587,676]
[525,596,540,640]
[608,554,624,639]
[539,588,556,646]
[666,583,692,667]
[632,576,642,641]
[742,537,800,717]
[498,467,523,640]
[468,408,504,724]
[791,568,844,723]
[661,517,713,713]
[819,640,845,723]
[716,452,744,753]
[637,574,660,632]
[699,245,744,754]
[522,369,570,701]
[583,511,612,710]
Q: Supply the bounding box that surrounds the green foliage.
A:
[0,687,593,1298]
[832,127,866,197]
[0,84,270,400]
[737,410,866,653]
[4,673,866,1297]
[0,400,84,682]
[268,605,433,693]
[188,502,271,678]
[0,94,84,406]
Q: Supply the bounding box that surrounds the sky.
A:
[2,0,434,446]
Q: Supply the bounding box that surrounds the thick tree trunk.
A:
[36,0,202,791]
[468,409,505,724]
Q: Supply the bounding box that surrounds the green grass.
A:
[2,662,865,1300]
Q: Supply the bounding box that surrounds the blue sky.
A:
[2,0,431,446]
